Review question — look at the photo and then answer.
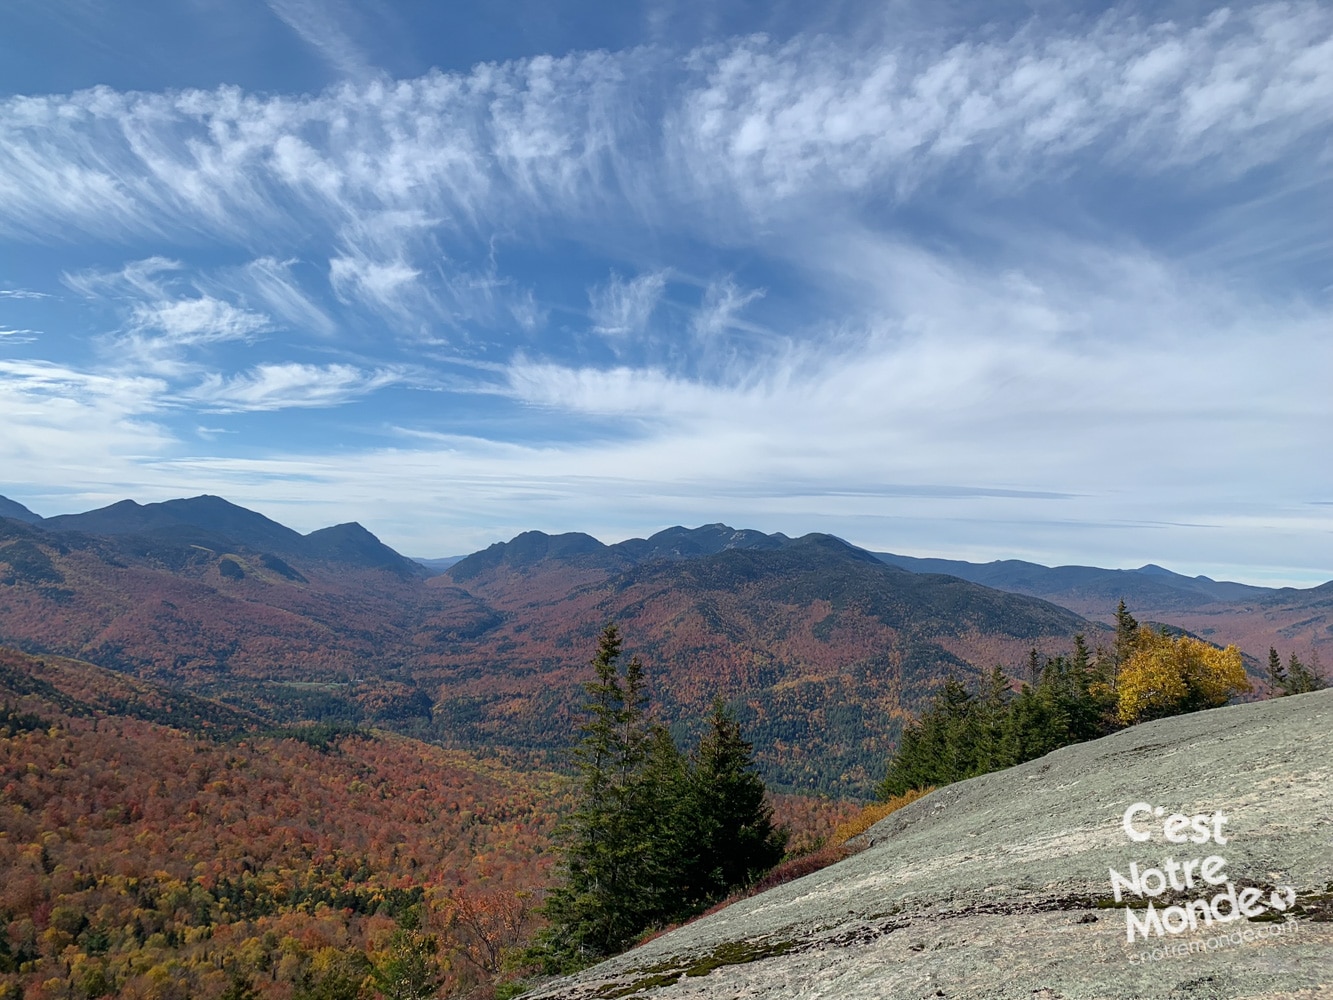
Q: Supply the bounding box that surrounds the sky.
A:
[0,0,1330,584]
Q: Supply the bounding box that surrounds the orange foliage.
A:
[829,787,933,847]
[0,648,569,999]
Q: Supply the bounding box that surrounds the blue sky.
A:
[1,1,1330,583]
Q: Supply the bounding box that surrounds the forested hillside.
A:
[1,505,1097,795]
[0,645,852,999]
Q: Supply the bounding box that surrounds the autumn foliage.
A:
[0,647,568,999]
[0,645,854,999]
[1116,626,1251,725]
[829,788,933,847]
[879,605,1258,799]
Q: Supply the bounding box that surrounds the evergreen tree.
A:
[1034,642,1111,743]
[537,624,658,969]
[1113,600,1139,668]
[680,699,786,905]
[972,667,1013,774]
[638,723,690,909]
[1267,647,1287,695]
[1285,651,1327,694]
[536,628,785,970]
[1026,648,1042,686]
[1000,683,1070,765]
[878,676,981,797]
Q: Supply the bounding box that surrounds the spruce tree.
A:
[973,667,1013,773]
[538,624,658,969]
[638,723,690,911]
[1113,600,1139,668]
[681,699,786,905]
[879,676,980,797]
[1285,651,1326,694]
[1001,683,1070,764]
[1268,647,1288,695]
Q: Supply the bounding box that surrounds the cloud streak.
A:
[589,271,669,338]
[184,362,405,412]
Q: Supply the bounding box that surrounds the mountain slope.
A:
[0,514,490,724]
[19,502,1267,795]
[0,494,42,524]
[42,495,306,552]
[427,533,1097,794]
[530,689,1333,999]
[0,644,569,1000]
[2,504,1109,793]
[875,549,1333,666]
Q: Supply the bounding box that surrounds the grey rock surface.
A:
[528,690,1333,999]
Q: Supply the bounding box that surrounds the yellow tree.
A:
[1116,627,1251,725]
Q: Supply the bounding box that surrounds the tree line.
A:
[1266,646,1325,696]
[879,602,1320,798]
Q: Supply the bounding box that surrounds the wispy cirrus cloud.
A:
[667,3,1333,209]
[227,257,337,338]
[129,296,270,346]
[692,277,763,339]
[2,5,1327,254]
[0,359,173,475]
[65,258,272,374]
[590,271,669,338]
[184,362,405,412]
[265,0,376,80]
[329,253,422,317]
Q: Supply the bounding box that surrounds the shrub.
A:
[829,787,933,847]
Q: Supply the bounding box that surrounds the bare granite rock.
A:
[527,689,1333,999]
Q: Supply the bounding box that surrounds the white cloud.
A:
[589,270,669,337]
[0,360,173,478]
[692,277,764,339]
[65,258,273,374]
[184,362,404,412]
[232,257,337,338]
[2,5,1325,255]
[0,289,50,299]
[265,0,375,80]
[508,288,548,333]
[666,4,1333,209]
[63,257,183,301]
[130,296,270,346]
[329,253,422,315]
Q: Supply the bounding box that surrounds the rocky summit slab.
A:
[528,689,1333,999]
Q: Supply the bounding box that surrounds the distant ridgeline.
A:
[1,494,1329,796]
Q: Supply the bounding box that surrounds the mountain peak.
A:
[302,522,425,577]
[447,530,614,581]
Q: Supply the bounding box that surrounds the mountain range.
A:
[2,493,1329,794]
